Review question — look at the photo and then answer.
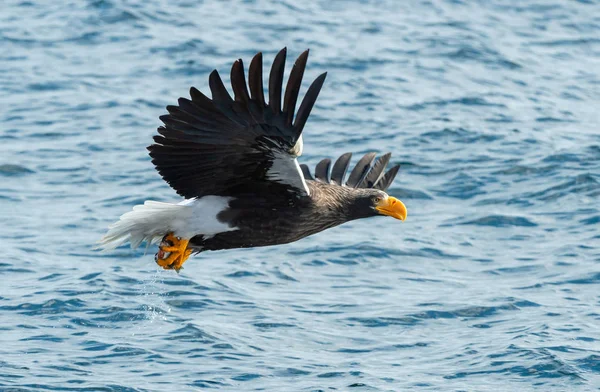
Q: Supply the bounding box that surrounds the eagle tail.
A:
[96,201,185,251]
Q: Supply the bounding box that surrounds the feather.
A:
[314,158,331,182]
[248,52,265,106]
[346,152,377,188]
[209,69,246,125]
[283,49,309,126]
[300,163,314,180]
[293,72,327,139]
[231,59,250,104]
[189,87,219,113]
[269,48,287,114]
[374,164,400,191]
[209,70,233,105]
[358,152,391,188]
[330,152,352,185]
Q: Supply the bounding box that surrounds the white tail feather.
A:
[96,196,237,252]
[96,200,186,251]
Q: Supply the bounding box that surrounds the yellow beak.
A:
[375,196,407,221]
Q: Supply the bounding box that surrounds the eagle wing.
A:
[300,152,400,191]
[148,48,327,200]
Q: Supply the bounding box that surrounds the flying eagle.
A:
[99,48,407,271]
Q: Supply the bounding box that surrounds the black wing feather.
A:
[330,152,352,185]
[374,165,400,191]
[149,49,325,199]
[268,48,286,114]
[283,50,309,126]
[209,70,234,106]
[302,152,399,191]
[231,59,250,104]
[358,152,391,188]
[300,164,314,181]
[208,70,247,126]
[346,152,377,188]
[314,158,331,182]
[293,72,327,139]
[248,52,265,105]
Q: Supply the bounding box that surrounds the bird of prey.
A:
[98,48,407,271]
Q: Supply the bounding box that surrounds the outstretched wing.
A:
[300,152,400,191]
[148,48,327,199]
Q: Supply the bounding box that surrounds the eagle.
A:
[98,48,407,271]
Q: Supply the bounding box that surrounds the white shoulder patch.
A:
[179,196,238,239]
[267,150,310,196]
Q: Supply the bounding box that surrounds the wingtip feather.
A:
[249,52,266,105]
[293,71,327,137]
[269,48,288,114]
[346,152,377,188]
[375,163,400,191]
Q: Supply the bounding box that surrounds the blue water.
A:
[2,0,600,390]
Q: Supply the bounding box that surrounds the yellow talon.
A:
[172,248,193,271]
[158,246,181,253]
[155,232,191,272]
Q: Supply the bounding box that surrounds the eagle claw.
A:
[155,233,191,272]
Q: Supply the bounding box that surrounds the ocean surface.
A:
[1,0,600,391]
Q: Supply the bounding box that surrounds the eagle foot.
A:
[155,232,191,272]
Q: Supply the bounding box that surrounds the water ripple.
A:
[1,0,599,390]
